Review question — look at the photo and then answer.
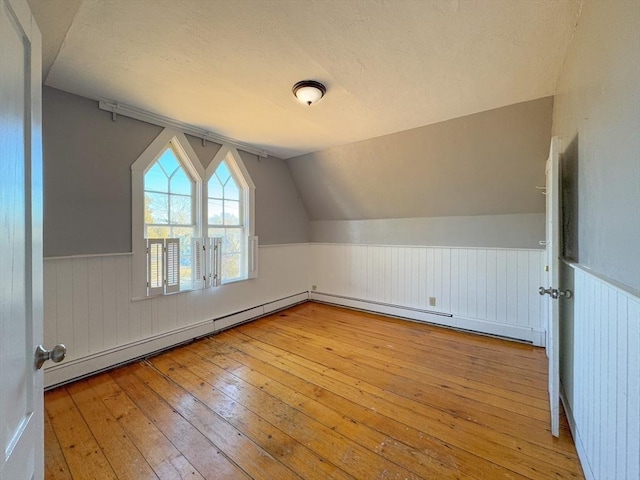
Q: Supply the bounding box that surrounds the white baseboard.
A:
[44,292,309,389]
[310,291,544,345]
[561,387,592,480]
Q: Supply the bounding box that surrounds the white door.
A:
[0,0,44,478]
[542,136,561,437]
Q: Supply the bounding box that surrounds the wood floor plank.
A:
[231,326,583,479]
[45,388,118,480]
[189,331,575,458]
[263,320,550,411]
[110,365,252,480]
[45,302,584,480]
[295,304,548,370]
[156,348,461,479]
[284,308,549,392]
[149,352,425,480]
[65,380,160,480]
[44,402,72,480]
[147,353,356,480]
[86,374,205,480]
[130,362,302,480]
[182,342,523,480]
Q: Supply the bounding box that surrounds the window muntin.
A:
[144,145,196,289]
[208,160,244,282]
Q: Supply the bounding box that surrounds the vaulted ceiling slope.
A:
[29,0,581,159]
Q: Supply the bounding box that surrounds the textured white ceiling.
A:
[33,0,581,159]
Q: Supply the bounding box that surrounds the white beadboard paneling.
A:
[55,260,74,359]
[528,251,542,329]
[517,251,529,327]
[606,288,617,480]
[476,249,487,320]
[115,255,131,344]
[563,265,640,480]
[505,251,519,326]
[467,248,477,319]
[43,244,309,388]
[308,244,545,344]
[87,258,104,353]
[615,290,627,480]
[71,259,89,357]
[458,248,469,317]
[486,249,497,322]
[101,257,117,349]
[439,248,450,313]
[43,261,57,350]
[450,249,460,316]
[628,297,640,480]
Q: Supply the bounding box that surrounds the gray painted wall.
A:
[43,87,162,256]
[288,97,552,248]
[287,97,552,220]
[182,135,310,245]
[311,213,545,249]
[43,87,309,257]
[552,0,640,292]
[553,0,640,433]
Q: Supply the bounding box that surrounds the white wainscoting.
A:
[43,244,309,388]
[308,244,547,345]
[565,265,639,480]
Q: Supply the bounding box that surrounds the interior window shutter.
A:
[193,237,206,289]
[204,237,212,287]
[165,238,180,293]
[147,239,165,296]
[210,236,222,287]
[248,235,259,279]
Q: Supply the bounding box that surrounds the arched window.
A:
[144,145,196,289]
[205,146,256,284]
[131,129,204,298]
[131,129,255,298]
[208,160,243,281]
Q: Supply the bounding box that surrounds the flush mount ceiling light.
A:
[292,80,326,106]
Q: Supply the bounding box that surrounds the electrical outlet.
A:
[428,296,436,307]
[312,285,317,291]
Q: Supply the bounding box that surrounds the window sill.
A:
[131,287,198,302]
[130,276,254,302]
[221,277,250,286]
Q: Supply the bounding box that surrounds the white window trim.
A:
[132,128,205,299]
[205,145,256,283]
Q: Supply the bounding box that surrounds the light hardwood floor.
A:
[45,302,584,479]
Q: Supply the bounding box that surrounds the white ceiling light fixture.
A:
[292,80,326,106]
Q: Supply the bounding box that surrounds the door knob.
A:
[538,287,555,297]
[34,344,66,370]
[538,287,572,300]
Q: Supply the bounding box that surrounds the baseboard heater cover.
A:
[44,291,309,389]
[310,291,544,346]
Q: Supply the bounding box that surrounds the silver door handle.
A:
[538,287,572,300]
[34,344,66,370]
[539,286,558,298]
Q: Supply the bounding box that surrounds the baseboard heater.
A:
[309,291,543,346]
[44,292,309,390]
